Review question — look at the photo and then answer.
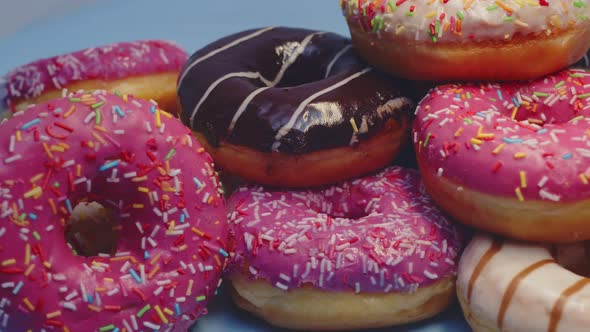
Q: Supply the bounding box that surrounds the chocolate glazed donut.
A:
[177,27,414,187]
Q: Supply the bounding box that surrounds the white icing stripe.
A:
[325,45,352,78]
[178,26,276,86]
[189,72,270,125]
[190,32,322,128]
[228,87,270,132]
[272,67,373,151]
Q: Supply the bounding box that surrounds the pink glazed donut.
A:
[413,68,590,243]
[1,40,188,116]
[0,91,228,331]
[227,166,463,330]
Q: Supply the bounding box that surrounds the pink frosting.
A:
[227,166,463,294]
[1,40,188,108]
[413,69,590,203]
[0,91,228,331]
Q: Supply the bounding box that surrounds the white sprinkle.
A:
[4,154,22,164]
[275,282,289,290]
[537,176,549,188]
[143,321,160,330]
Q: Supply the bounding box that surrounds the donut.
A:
[339,0,590,81]
[1,40,188,116]
[226,166,463,330]
[0,90,228,331]
[457,233,590,332]
[177,27,414,188]
[413,68,590,243]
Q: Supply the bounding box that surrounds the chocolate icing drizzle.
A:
[177,27,414,154]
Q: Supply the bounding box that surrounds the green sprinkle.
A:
[486,4,498,10]
[388,0,397,11]
[91,101,105,109]
[574,0,586,8]
[434,20,440,35]
[137,304,151,317]
[165,148,176,161]
[53,181,60,188]
[466,92,472,99]
[423,132,432,147]
[456,11,464,20]
[554,81,565,89]
[463,118,473,124]
[99,325,116,332]
[196,295,206,302]
[504,16,515,22]
[33,231,40,241]
[533,91,549,97]
[19,213,26,221]
[577,92,590,99]
[405,11,414,17]
[570,73,585,78]
[69,97,81,102]
[95,109,101,125]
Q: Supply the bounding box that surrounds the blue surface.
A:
[0,1,471,331]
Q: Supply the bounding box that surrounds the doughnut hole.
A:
[553,241,590,277]
[64,202,120,257]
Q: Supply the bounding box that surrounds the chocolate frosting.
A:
[177,27,414,154]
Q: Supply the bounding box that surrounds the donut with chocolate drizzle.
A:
[177,27,414,187]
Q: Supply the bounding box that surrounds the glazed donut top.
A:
[228,167,463,293]
[0,91,227,331]
[1,40,188,107]
[341,0,590,42]
[177,27,413,153]
[413,69,590,203]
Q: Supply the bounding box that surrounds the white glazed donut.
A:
[457,234,590,332]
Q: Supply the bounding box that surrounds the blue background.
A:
[0,0,470,331]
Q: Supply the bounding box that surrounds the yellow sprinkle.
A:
[514,152,527,159]
[30,173,44,183]
[24,264,35,276]
[132,176,148,182]
[25,243,31,265]
[16,130,22,142]
[137,187,149,193]
[49,198,57,215]
[87,304,102,312]
[103,278,114,283]
[43,261,52,269]
[192,227,204,237]
[425,10,437,18]
[92,132,107,145]
[23,187,42,199]
[148,264,160,280]
[2,258,16,266]
[93,125,107,132]
[76,164,82,177]
[495,0,513,13]
[213,255,222,266]
[464,0,475,9]
[207,196,214,204]
[580,173,589,184]
[154,305,169,324]
[515,187,525,202]
[42,142,54,158]
[511,107,518,120]
[155,109,162,128]
[46,310,62,319]
[123,94,128,102]
[94,287,107,293]
[519,171,527,188]
[492,144,505,155]
[133,204,144,209]
[470,138,483,145]
[454,127,464,137]
[177,244,188,252]
[150,252,162,266]
[161,110,173,119]
[23,298,35,311]
[64,105,76,118]
[163,307,174,316]
[349,118,359,133]
[50,145,65,152]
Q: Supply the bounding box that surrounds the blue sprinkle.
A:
[537,128,548,134]
[150,105,156,114]
[86,294,93,303]
[175,303,181,316]
[28,213,37,221]
[114,105,125,118]
[13,281,23,294]
[455,93,461,99]
[563,153,573,159]
[475,112,487,119]
[65,199,73,213]
[113,329,120,332]
[218,248,229,257]
[512,97,520,107]
[180,213,186,223]
[144,251,150,260]
[21,118,41,130]
[193,177,203,188]
[502,137,523,144]
[497,90,503,100]
[52,108,63,114]
[99,160,120,172]
[129,268,142,284]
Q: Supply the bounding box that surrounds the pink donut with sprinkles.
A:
[0,91,228,331]
[227,166,463,330]
[413,68,590,243]
[1,40,188,116]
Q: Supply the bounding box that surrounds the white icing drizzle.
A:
[178,26,276,85]
[271,67,373,151]
[325,45,352,78]
[188,31,324,127]
[228,87,270,132]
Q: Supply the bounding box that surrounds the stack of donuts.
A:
[2,1,590,331]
